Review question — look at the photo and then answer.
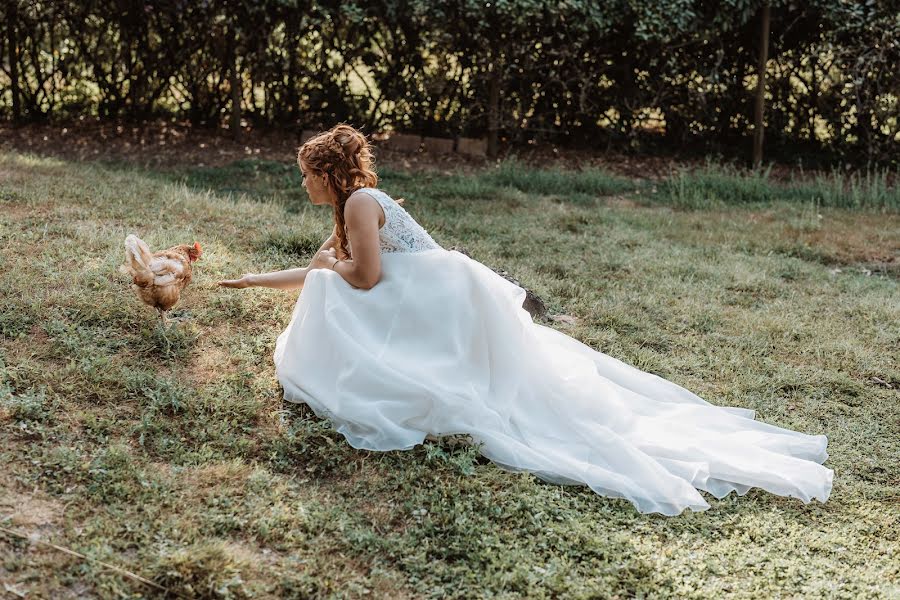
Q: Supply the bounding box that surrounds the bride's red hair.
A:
[298,124,378,259]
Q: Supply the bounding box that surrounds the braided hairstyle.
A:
[298,124,378,259]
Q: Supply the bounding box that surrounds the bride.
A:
[219,124,833,516]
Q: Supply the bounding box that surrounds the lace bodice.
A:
[353,187,441,254]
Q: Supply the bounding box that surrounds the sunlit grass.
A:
[1,152,898,598]
[656,162,900,210]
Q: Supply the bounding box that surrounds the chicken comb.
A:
[194,242,203,254]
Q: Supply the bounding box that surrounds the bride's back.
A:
[354,187,441,254]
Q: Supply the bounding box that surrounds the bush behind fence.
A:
[1,0,898,165]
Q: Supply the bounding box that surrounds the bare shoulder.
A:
[346,190,385,228]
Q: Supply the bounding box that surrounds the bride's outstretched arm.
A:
[218,267,310,290]
[218,228,338,291]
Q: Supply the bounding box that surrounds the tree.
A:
[753,2,770,167]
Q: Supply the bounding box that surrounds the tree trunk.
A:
[6,1,22,121]
[286,16,299,120]
[230,50,242,141]
[486,65,500,159]
[619,53,636,140]
[809,52,818,143]
[753,3,771,167]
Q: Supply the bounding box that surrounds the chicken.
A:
[119,234,202,325]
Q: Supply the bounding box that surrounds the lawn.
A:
[1,151,898,598]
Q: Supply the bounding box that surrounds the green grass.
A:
[656,162,900,210]
[166,158,899,213]
[162,157,636,209]
[1,152,898,598]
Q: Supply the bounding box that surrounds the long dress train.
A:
[274,188,833,516]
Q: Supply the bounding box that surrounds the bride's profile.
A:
[218,123,833,516]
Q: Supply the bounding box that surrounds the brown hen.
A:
[119,234,202,325]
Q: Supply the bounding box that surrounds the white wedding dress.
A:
[274,187,833,516]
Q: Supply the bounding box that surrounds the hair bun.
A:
[332,125,366,157]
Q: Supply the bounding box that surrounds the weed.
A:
[151,540,251,600]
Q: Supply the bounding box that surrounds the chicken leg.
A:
[158,308,190,327]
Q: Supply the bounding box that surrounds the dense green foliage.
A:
[1,1,898,164]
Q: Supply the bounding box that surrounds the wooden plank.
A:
[457,137,487,157]
[422,136,454,154]
[385,133,423,153]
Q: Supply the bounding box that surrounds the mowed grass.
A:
[1,151,898,599]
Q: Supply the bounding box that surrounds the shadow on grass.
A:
[158,156,638,209]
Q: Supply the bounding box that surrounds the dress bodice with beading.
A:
[353,187,441,254]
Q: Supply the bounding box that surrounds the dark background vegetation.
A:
[2,0,898,166]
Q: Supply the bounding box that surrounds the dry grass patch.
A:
[788,212,900,267]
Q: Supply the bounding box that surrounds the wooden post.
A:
[487,65,500,159]
[286,16,299,120]
[6,0,22,121]
[809,53,818,142]
[229,50,242,141]
[753,3,771,168]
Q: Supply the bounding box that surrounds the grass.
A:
[1,152,898,598]
[655,162,900,210]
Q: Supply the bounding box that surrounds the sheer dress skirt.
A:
[274,248,833,516]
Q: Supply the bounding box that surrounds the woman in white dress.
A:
[219,124,833,516]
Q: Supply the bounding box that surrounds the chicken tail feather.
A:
[122,234,155,285]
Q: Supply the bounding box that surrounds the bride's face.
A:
[299,159,336,206]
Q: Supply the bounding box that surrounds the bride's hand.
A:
[309,248,338,270]
[217,274,256,289]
